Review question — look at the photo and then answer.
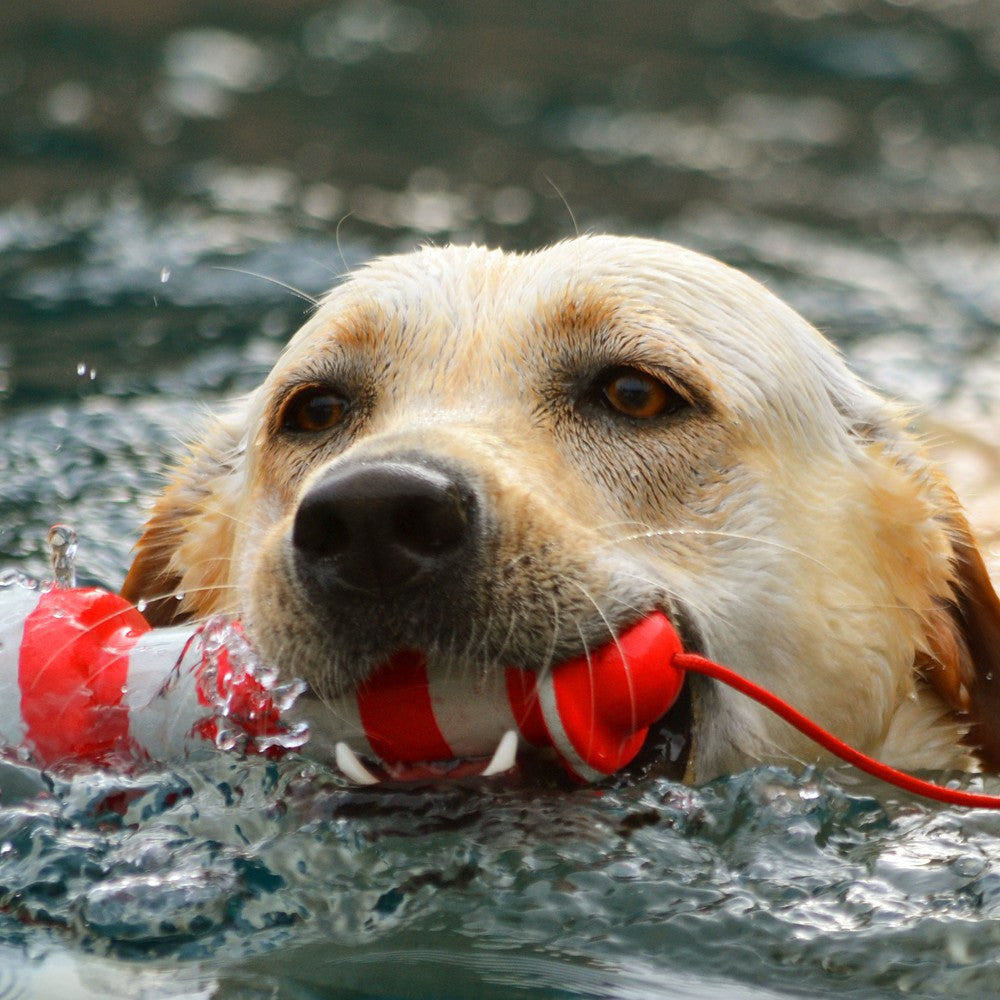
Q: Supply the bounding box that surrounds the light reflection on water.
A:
[1,1,999,997]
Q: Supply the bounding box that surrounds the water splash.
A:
[46,524,77,589]
[193,617,310,757]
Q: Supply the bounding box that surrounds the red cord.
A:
[673,651,1000,810]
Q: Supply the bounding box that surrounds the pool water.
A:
[1,2,999,997]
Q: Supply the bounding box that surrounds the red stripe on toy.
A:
[357,650,453,763]
[551,647,640,775]
[18,588,150,765]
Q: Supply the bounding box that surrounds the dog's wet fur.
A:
[122,236,1000,783]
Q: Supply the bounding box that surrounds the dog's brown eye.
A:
[600,368,679,419]
[280,385,347,433]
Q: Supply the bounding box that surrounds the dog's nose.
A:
[292,460,476,593]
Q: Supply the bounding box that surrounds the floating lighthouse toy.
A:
[0,581,683,783]
[0,526,685,783]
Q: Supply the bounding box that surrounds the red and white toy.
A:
[0,582,684,784]
[316,611,684,784]
[5,565,1000,808]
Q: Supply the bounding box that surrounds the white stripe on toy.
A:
[427,670,517,759]
[0,583,37,748]
[122,627,209,762]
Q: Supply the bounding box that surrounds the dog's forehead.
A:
[269,236,864,423]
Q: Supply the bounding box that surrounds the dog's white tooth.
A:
[334,742,381,785]
[481,729,519,777]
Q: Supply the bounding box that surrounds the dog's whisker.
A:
[563,577,644,733]
[334,212,356,278]
[125,581,240,615]
[481,606,521,681]
[607,566,722,630]
[597,523,833,572]
[532,592,563,690]
[574,620,598,746]
[166,503,255,533]
[211,265,319,307]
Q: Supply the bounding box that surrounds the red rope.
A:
[673,651,1000,810]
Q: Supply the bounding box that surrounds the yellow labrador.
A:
[121,236,1000,783]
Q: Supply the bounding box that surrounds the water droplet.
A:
[271,679,307,712]
[76,362,87,376]
[136,598,148,613]
[160,266,171,283]
[212,724,243,753]
[46,523,78,589]
[255,720,310,753]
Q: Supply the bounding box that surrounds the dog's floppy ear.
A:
[920,502,1000,770]
[121,414,245,627]
[949,523,1000,769]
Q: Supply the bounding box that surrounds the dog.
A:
[120,235,1000,784]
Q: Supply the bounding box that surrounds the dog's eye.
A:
[280,385,348,433]
[598,368,682,420]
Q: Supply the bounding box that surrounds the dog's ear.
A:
[919,502,1000,770]
[121,414,245,627]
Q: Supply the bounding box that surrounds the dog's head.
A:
[122,236,1000,781]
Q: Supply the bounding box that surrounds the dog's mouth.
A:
[309,611,694,787]
[333,730,523,786]
[330,691,694,788]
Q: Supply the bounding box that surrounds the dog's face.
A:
[123,236,1000,782]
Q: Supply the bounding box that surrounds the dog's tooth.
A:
[334,741,381,785]
[481,729,518,777]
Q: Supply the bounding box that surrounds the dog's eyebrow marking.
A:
[536,289,718,408]
[547,291,622,335]
[310,304,387,353]
[268,302,399,395]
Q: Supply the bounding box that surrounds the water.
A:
[5,758,1000,999]
[1,1,999,997]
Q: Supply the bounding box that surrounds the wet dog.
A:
[121,236,1000,782]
